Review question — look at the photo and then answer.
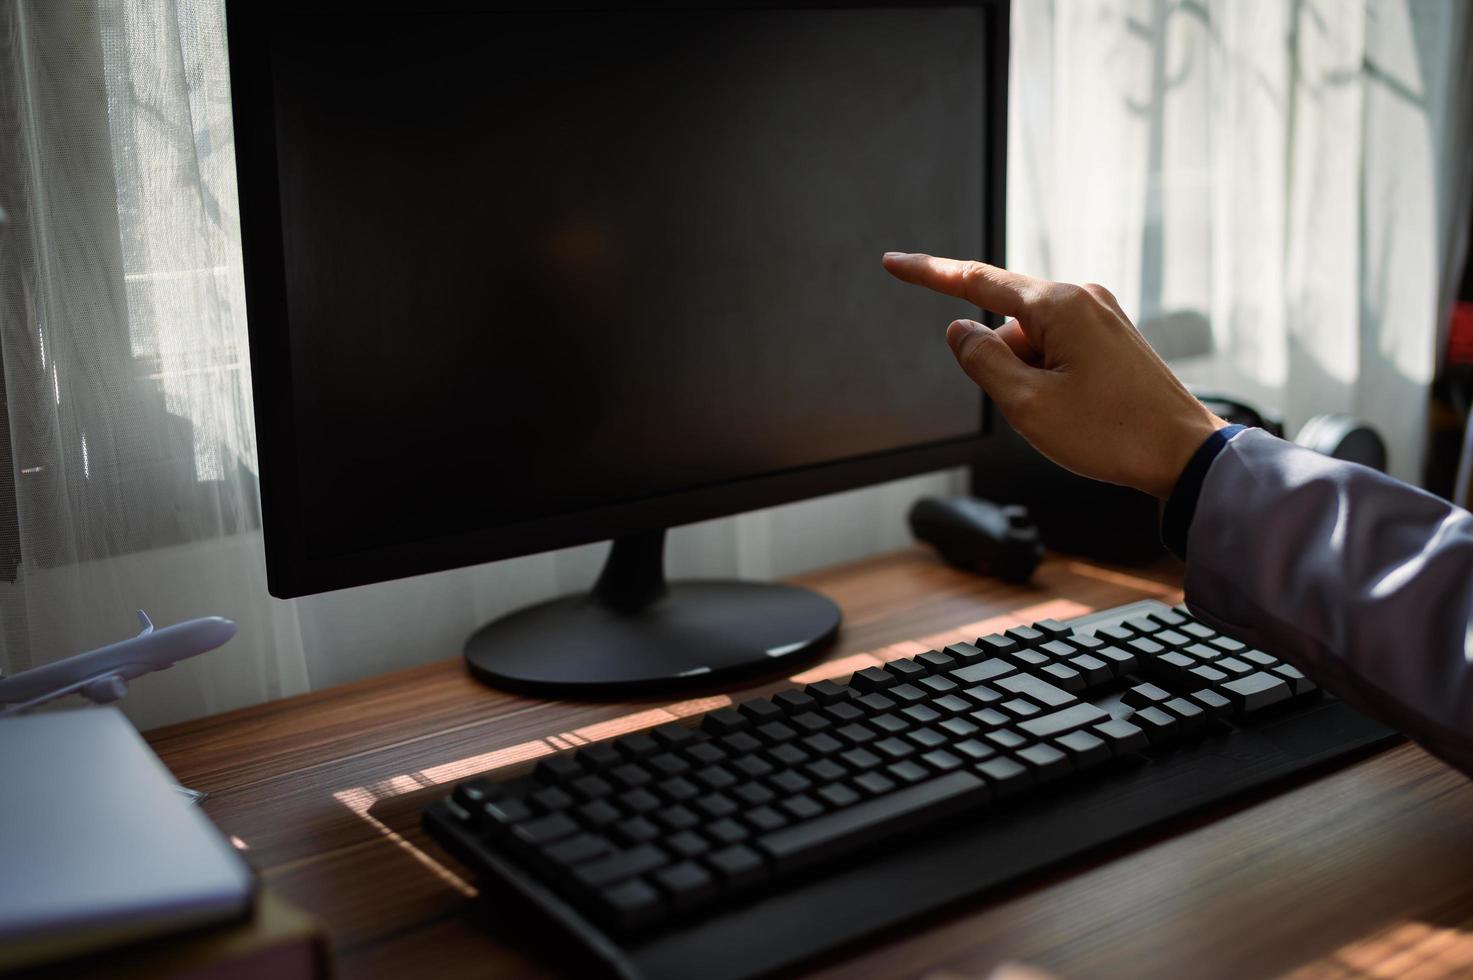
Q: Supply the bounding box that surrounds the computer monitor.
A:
[227,0,1009,697]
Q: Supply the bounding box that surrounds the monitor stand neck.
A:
[591,530,669,613]
[462,527,840,699]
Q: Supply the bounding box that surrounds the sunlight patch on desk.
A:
[333,784,478,899]
[1295,919,1473,978]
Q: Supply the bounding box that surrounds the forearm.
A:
[1179,428,1473,774]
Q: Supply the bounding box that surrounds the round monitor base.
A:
[463,580,840,699]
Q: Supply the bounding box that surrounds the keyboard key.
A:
[1004,648,1051,669]
[684,741,727,766]
[886,760,929,784]
[705,844,767,888]
[943,642,986,665]
[654,777,698,803]
[1162,697,1206,734]
[884,659,928,682]
[719,732,762,756]
[933,694,974,716]
[1215,657,1253,677]
[755,722,799,745]
[1182,642,1221,662]
[824,702,865,725]
[869,713,909,735]
[887,683,927,705]
[530,786,574,813]
[577,743,622,770]
[1241,649,1279,669]
[738,699,784,724]
[996,673,1077,708]
[849,667,894,694]
[1091,718,1149,754]
[1016,743,1071,781]
[575,844,668,889]
[613,816,659,844]
[905,727,949,750]
[853,771,896,796]
[578,799,622,829]
[1155,651,1196,674]
[970,707,1010,729]
[1222,672,1293,712]
[804,759,846,784]
[974,633,1021,656]
[693,793,739,820]
[916,650,958,673]
[1032,618,1070,639]
[1210,636,1248,654]
[653,805,699,833]
[544,833,612,866]
[598,877,663,929]
[1068,654,1113,686]
[920,749,964,772]
[1121,682,1171,709]
[535,755,583,783]
[818,782,862,809]
[960,684,1004,707]
[856,692,898,714]
[1181,622,1216,640]
[707,818,749,845]
[838,748,883,773]
[756,771,990,871]
[985,729,1029,751]
[779,794,824,822]
[651,722,698,748]
[769,770,812,794]
[835,722,877,745]
[1126,636,1166,659]
[732,755,774,779]
[1272,663,1317,695]
[953,738,997,763]
[647,753,690,778]
[1154,629,1191,648]
[1038,639,1079,660]
[1131,706,1178,743]
[1065,632,1106,652]
[1005,625,1046,646]
[976,756,1031,795]
[773,690,817,713]
[802,733,843,756]
[733,782,775,807]
[1189,688,1232,718]
[653,861,717,908]
[1149,609,1189,628]
[789,711,830,735]
[952,658,1018,685]
[1053,730,1111,768]
[664,830,710,859]
[514,813,579,847]
[1124,616,1162,635]
[1189,664,1229,685]
[610,764,653,790]
[1018,702,1109,740]
[874,737,915,760]
[1095,625,1135,645]
[743,806,788,834]
[1093,646,1140,675]
[804,680,851,704]
[940,716,980,740]
[1040,662,1085,692]
[919,675,960,697]
[999,698,1042,720]
[615,732,660,759]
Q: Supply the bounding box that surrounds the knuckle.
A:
[1081,282,1117,305]
[1047,282,1087,306]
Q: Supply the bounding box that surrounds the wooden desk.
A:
[146,550,1473,979]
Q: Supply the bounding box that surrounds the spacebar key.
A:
[756,772,989,873]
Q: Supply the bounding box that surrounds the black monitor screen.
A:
[253,5,992,578]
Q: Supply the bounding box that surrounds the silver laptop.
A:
[0,707,255,969]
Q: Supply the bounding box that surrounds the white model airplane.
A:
[0,612,237,716]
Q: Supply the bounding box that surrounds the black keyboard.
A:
[423,599,1399,980]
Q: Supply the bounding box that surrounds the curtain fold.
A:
[1009,0,1473,485]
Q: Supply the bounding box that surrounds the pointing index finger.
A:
[882,252,1039,320]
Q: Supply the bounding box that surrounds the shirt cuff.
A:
[1161,424,1246,560]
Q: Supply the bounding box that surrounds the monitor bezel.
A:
[227,0,1009,597]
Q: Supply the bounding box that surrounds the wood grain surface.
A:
[145,549,1473,979]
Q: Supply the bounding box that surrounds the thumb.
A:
[946,319,1034,404]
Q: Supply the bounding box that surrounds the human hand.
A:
[883,252,1226,499]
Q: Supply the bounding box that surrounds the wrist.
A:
[1145,413,1230,500]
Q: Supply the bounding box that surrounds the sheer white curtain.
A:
[0,0,959,729]
[1009,0,1473,485]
